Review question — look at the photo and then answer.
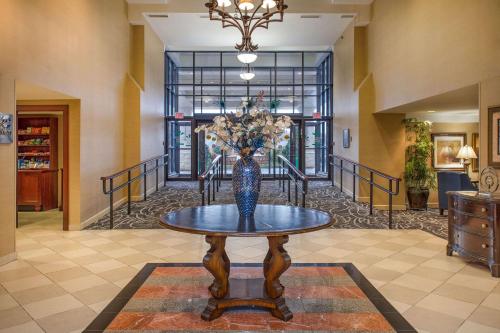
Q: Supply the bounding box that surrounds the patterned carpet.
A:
[86,181,448,239]
[84,263,415,332]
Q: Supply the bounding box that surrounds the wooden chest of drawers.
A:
[447,191,499,277]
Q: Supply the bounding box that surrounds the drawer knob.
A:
[482,244,489,249]
[481,207,487,213]
[482,223,488,229]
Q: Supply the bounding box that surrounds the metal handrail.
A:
[277,155,308,207]
[329,154,401,228]
[101,153,168,229]
[199,155,222,206]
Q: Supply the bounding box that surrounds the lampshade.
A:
[238,0,254,10]
[456,145,478,159]
[262,0,277,9]
[237,51,258,64]
[217,0,232,7]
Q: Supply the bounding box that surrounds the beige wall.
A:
[333,21,405,208]
[0,0,165,260]
[367,0,500,112]
[333,0,500,210]
[0,75,17,264]
[479,76,500,187]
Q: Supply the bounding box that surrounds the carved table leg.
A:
[264,235,293,321]
[202,236,230,321]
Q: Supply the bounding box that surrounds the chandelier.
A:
[205,0,288,54]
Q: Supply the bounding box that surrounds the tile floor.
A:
[0,220,499,332]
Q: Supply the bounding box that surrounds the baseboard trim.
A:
[0,252,17,266]
[131,184,165,202]
[80,184,166,230]
[80,197,127,230]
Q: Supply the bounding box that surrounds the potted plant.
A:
[403,118,436,210]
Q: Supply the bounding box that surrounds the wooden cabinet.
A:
[447,191,500,277]
[17,169,58,211]
[17,116,58,211]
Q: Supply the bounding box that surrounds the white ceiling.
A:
[146,13,352,51]
[406,110,479,124]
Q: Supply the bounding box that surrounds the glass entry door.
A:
[304,120,330,178]
[167,120,193,178]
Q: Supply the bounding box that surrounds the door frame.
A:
[16,105,70,231]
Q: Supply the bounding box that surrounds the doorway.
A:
[16,105,69,231]
[168,118,330,180]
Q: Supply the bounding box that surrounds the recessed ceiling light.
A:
[427,110,436,113]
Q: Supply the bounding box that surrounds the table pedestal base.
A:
[201,278,293,321]
[202,235,292,322]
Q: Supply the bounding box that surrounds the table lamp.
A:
[456,145,478,175]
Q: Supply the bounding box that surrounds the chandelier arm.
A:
[209,9,245,35]
[248,11,284,36]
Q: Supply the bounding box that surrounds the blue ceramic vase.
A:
[232,156,262,217]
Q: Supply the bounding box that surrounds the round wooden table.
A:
[160,204,333,322]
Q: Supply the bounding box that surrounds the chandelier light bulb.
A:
[262,0,276,9]
[217,0,232,7]
[237,52,258,64]
[238,0,255,11]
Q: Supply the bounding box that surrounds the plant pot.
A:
[406,188,429,210]
[232,156,262,217]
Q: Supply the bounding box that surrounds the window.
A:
[165,51,333,117]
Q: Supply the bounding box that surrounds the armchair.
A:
[437,171,477,215]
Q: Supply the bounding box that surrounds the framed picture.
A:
[431,133,466,170]
[343,129,350,148]
[0,113,13,144]
[488,107,500,168]
[471,132,480,172]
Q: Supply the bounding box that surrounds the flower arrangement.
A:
[195,92,293,158]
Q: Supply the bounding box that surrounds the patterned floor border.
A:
[83,263,417,333]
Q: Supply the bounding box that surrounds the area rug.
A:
[84,263,416,333]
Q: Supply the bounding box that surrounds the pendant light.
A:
[237,51,258,64]
[240,64,255,81]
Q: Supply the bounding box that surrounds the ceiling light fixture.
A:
[205,0,288,52]
[237,51,258,64]
[240,64,255,81]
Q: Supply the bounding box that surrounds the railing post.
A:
[164,155,168,186]
[288,176,291,202]
[352,164,356,202]
[331,155,335,187]
[302,179,307,208]
[208,182,211,205]
[212,175,216,202]
[200,179,205,206]
[340,159,343,193]
[282,161,285,192]
[127,171,131,215]
[388,179,393,229]
[109,179,114,230]
[143,164,147,201]
[295,178,298,206]
[369,172,374,215]
[155,159,159,192]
